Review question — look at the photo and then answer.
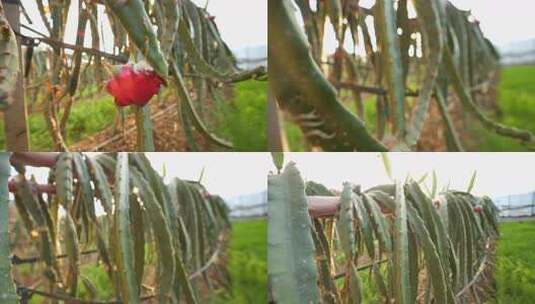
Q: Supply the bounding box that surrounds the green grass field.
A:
[215,80,267,151]
[473,65,535,151]
[212,218,267,303]
[0,94,117,150]
[495,220,535,303]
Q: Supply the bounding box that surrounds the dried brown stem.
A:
[15,27,128,64]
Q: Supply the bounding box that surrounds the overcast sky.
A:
[190,0,267,48]
[448,0,535,46]
[18,0,266,51]
[144,152,270,199]
[281,153,535,199]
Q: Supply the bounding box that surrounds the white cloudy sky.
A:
[448,0,535,46]
[18,0,266,51]
[144,152,270,199]
[190,0,267,48]
[281,153,535,198]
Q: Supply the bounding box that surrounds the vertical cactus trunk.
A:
[114,153,140,303]
[336,183,363,303]
[374,0,406,137]
[393,181,410,304]
[0,153,17,303]
[134,106,155,152]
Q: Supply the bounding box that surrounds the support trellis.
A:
[268,161,500,303]
[0,152,231,303]
[269,0,533,151]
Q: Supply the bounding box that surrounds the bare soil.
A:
[69,98,211,152]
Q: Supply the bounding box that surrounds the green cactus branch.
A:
[0,153,17,303]
[269,0,387,152]
[1,152,231,303]
[402,0,445,148]
[170,61,234,149]
[104,0,168,77]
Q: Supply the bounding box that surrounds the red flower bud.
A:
[7,179,16,193]
[473,206,482,214]
[334,47,344,60]
[106,64,164,107]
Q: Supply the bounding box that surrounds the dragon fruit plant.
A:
[1,0,265,151]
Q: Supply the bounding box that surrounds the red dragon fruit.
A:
[106,64,164,107]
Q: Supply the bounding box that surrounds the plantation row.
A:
[269,0,533,151]
[0,152,230,303]
[268,162,499,303]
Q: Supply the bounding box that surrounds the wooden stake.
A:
[3,1,29,151]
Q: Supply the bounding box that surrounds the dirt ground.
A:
[69,98,211,152]
[68,83,237,152]
[415,75,499,151]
